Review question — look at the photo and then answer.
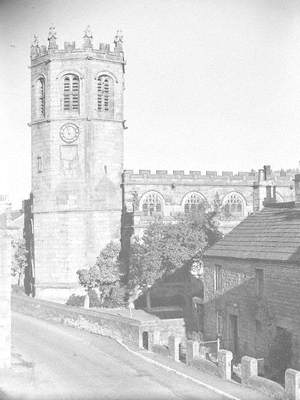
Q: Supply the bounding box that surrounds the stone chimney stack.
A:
[263,185,276,207]
[254,165,276,211]
[263,165,271,180]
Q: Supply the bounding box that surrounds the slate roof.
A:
[205,203,300,263]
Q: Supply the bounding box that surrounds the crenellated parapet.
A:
[123,168,297,186]
[122,165,297,239]
[30,26,125,65]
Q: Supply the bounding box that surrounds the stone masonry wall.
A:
[34,209,121,302]
[12,294,185,348]
[203,257,300,370]
[0,229,11,368]
[122,169,295,237]
[30,36,125,300]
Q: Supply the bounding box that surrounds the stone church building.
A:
[24,27,296,301]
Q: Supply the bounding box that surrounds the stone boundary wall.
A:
[0,230,11,368]
[13,294,300,399]
[12,294,184,349]
[241,355,299,400]
[156,338,299,400]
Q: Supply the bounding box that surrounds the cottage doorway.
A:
[142,331,149,350]
[229,314,239,359]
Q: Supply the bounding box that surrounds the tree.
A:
[11,238,28,287]
[128,212,222,304]
[77,241,120,308]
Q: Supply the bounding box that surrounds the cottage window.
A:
[97,75,113,114]
[255,268,264,297]
[223,193,244,218]
[141,192,163,217]
[214,265,223,292]
[63,74,79,111]
[36,77,45,118]
[183,192,205,215]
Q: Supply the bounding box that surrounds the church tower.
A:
[30,27,125,301]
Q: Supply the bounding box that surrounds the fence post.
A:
[168,335,181,362]
[241,356,258,384]
[186,340,199,365]
[218,349,232,380]
[285,369,300,400]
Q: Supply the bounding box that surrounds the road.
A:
[8,312,230,400]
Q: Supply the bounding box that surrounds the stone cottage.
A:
[202,176,300,377]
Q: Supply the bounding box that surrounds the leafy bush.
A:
[88,289,102,307]
[128,213,221,304]
[77,241,121,307]
[11,239,28,287]
[66,294,85,307]
[66,289,101,308]
[101,284,126,308]
[66,287,124,309]
[11,284,26,296]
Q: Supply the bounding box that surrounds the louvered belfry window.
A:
[37,78,45,117]
[63,74,79,111]
[97,75,113,114]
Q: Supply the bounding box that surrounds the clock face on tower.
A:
[59,123,80,143]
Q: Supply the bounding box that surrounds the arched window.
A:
[36,78,45,118]
[140,192,163,217]
[183,192,206,215]
[223,193,245,218]
[97,75,113,113]
[63,74,79,111]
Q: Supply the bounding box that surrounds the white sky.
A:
[1,0,300,207]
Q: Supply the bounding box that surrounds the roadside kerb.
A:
[118,339,243,400]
